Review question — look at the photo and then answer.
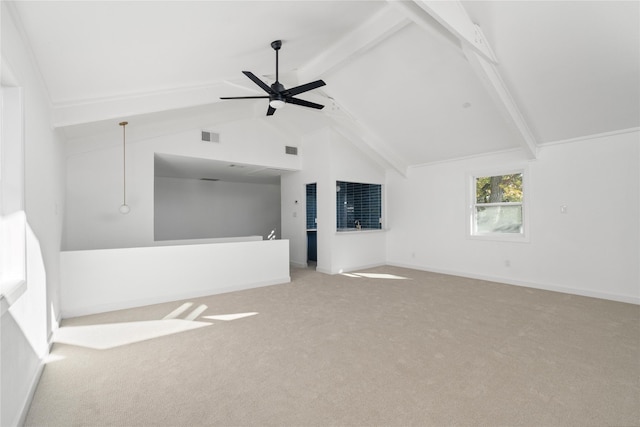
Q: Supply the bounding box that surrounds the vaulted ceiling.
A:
[6,0,640,175]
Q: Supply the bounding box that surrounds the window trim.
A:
[467,167,530,243]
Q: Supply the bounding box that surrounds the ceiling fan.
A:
[220,40,326,116]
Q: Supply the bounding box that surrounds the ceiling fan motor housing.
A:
[271,82,285,93]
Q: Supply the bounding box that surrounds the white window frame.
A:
[467,167,530,243]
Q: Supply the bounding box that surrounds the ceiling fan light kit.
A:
[221,40,326,116]
[269,95,285,109]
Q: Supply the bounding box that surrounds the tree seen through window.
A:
[474,173,523,234]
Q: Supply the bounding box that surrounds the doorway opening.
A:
[306,183,317,266]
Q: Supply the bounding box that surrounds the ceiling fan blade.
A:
[267,105,276,116]
[286,97,324,110]
[286,80,326,97]
[220,96,270,100]
[243,71,273,94]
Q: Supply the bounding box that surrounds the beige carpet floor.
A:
[26,265,639,426]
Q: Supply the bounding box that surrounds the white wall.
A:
[154,177,281,241]
[1,3,66,426]
[1,88,26,300]
[386,130,640,304]
[65,118,299,250]
[281,129,331,270]
[60,240,290,317]
[281,128,386,274]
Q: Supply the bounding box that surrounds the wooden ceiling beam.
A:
[393,0,537,159]
[463,45,538,159]
[410,0,497,64]
[297,5,411,83]
[297,4,412,175]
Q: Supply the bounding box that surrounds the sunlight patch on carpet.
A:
[162,302,194,319]
[342,272,410,280]
[184,304,208,321]
[54,319,211,350]
[202,312,259,321]
[44,353,66,363]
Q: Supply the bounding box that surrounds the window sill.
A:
[336,228,387,235]
[468,233,530,243]
[1,279,27,316]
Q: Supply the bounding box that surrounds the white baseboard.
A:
[290,261,308,269]
[48,314,62,349]
[315,262,386,275]
[61,276,291,318]
[315,266,332,275]
[387,262,640,305]
[336,262,386,275]
[13,359,45,427]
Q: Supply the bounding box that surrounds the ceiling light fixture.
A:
[269,95,285,109]
[118,121,130,215]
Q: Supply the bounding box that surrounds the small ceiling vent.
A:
[201,130,220,143]
[285,146,298,155]
[199,178,219,182]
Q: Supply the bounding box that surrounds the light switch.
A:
[560,205,568,214]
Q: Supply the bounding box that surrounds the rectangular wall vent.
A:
[285,146,298,155]
[199,178,219,182]
[201,130,220,143]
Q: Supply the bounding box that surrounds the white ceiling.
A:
[154,153,286,185]
[463,0,640,143]
[13,0,383,103]
[7,0,640,175]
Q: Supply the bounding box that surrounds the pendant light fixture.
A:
[118,121,130,214]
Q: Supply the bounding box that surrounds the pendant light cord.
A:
[120,121,128,206]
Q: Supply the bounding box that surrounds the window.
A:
[471,171,526,239]
[1,87,28,310]
[306,183,317,230]
[336,181,382,231]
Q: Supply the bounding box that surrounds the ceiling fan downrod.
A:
[271,40,282,83]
